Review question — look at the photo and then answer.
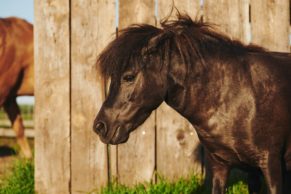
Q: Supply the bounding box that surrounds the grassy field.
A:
[0,159,34,194]
[96,176,248,194]
[0,160,249,194]
[0,104,34,120]
[0,105,34,128]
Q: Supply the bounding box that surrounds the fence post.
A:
[70,0,116,193]
[204,0,250,43]
[156,0,203,181]
[115,0,156,186]
[34,0,71,193]
[203,0,250,43]
[157,0,201,21]
[251,0,290,52]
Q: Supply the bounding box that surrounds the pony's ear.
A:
[142,32,172,55]
[148,33,166,49]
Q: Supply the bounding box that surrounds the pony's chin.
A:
[98,132,130,145]
[109,135,129,145]
[104,134,129,145]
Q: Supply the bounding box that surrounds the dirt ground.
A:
[0,137,34,177]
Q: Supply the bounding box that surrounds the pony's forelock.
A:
[97,13,265,78]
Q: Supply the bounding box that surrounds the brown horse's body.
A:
[94,15,291,194]
[0,17,33,158]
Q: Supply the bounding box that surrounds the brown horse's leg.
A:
[248,171,261,194]
[260,155,282,194]
[207,153,230,194]
[210,167,229,194]
[3,98,32,158]
[283,171,291,194]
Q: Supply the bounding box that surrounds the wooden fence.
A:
[34,0,290,193]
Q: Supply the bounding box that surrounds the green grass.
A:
[0,162,249,194]
[0,159,34,194]
[0,159,249,194]
[226,181,248,194]
[97,175,204,194]
[95,174,249,194]
[226,170,249,194]
[18,105,34,120]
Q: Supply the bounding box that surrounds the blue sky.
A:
[0,0,34,23]
[0,0,34,104]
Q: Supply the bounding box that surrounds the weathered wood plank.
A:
[34,0,71,193]
[0,120,33,127]
[156,0,203,181]
[0,128,34,138]
[70,0,116,193]
[156,104,203,180]
[119,0,156,28]
[157,0,201,21]
[117,0,156,186]
[204,0,250,43]
[251,0,290,52]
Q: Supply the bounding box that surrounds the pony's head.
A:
[93,24,171,144]
[93,14,244,144]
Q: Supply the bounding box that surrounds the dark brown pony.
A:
[94,15,291,194]
[0,17,33,158]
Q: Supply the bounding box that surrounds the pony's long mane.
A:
[98,14,265,77]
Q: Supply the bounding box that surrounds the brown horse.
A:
[0,17,33,158]
[94,15,291,194]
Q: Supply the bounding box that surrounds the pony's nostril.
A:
[94,122,106,135]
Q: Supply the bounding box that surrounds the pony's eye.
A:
[123,74,136,82]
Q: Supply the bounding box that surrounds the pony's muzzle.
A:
[94,121,107,136]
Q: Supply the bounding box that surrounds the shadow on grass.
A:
[0,146,16,157]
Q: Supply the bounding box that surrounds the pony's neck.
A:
[164,47,207,124]
[165,46,250,127]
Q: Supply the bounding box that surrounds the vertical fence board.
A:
[34,0,71,194]
[156,105,203,180]
[117,0,156,186]
[204,0,250,43]
[71,0,116,193]
[156,0,203,181]
[251,0,290,52]
[158,0,201,21]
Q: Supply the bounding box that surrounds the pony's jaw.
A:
[94,123,131,144]
[94,107,153,145]
[108,128,130,144]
